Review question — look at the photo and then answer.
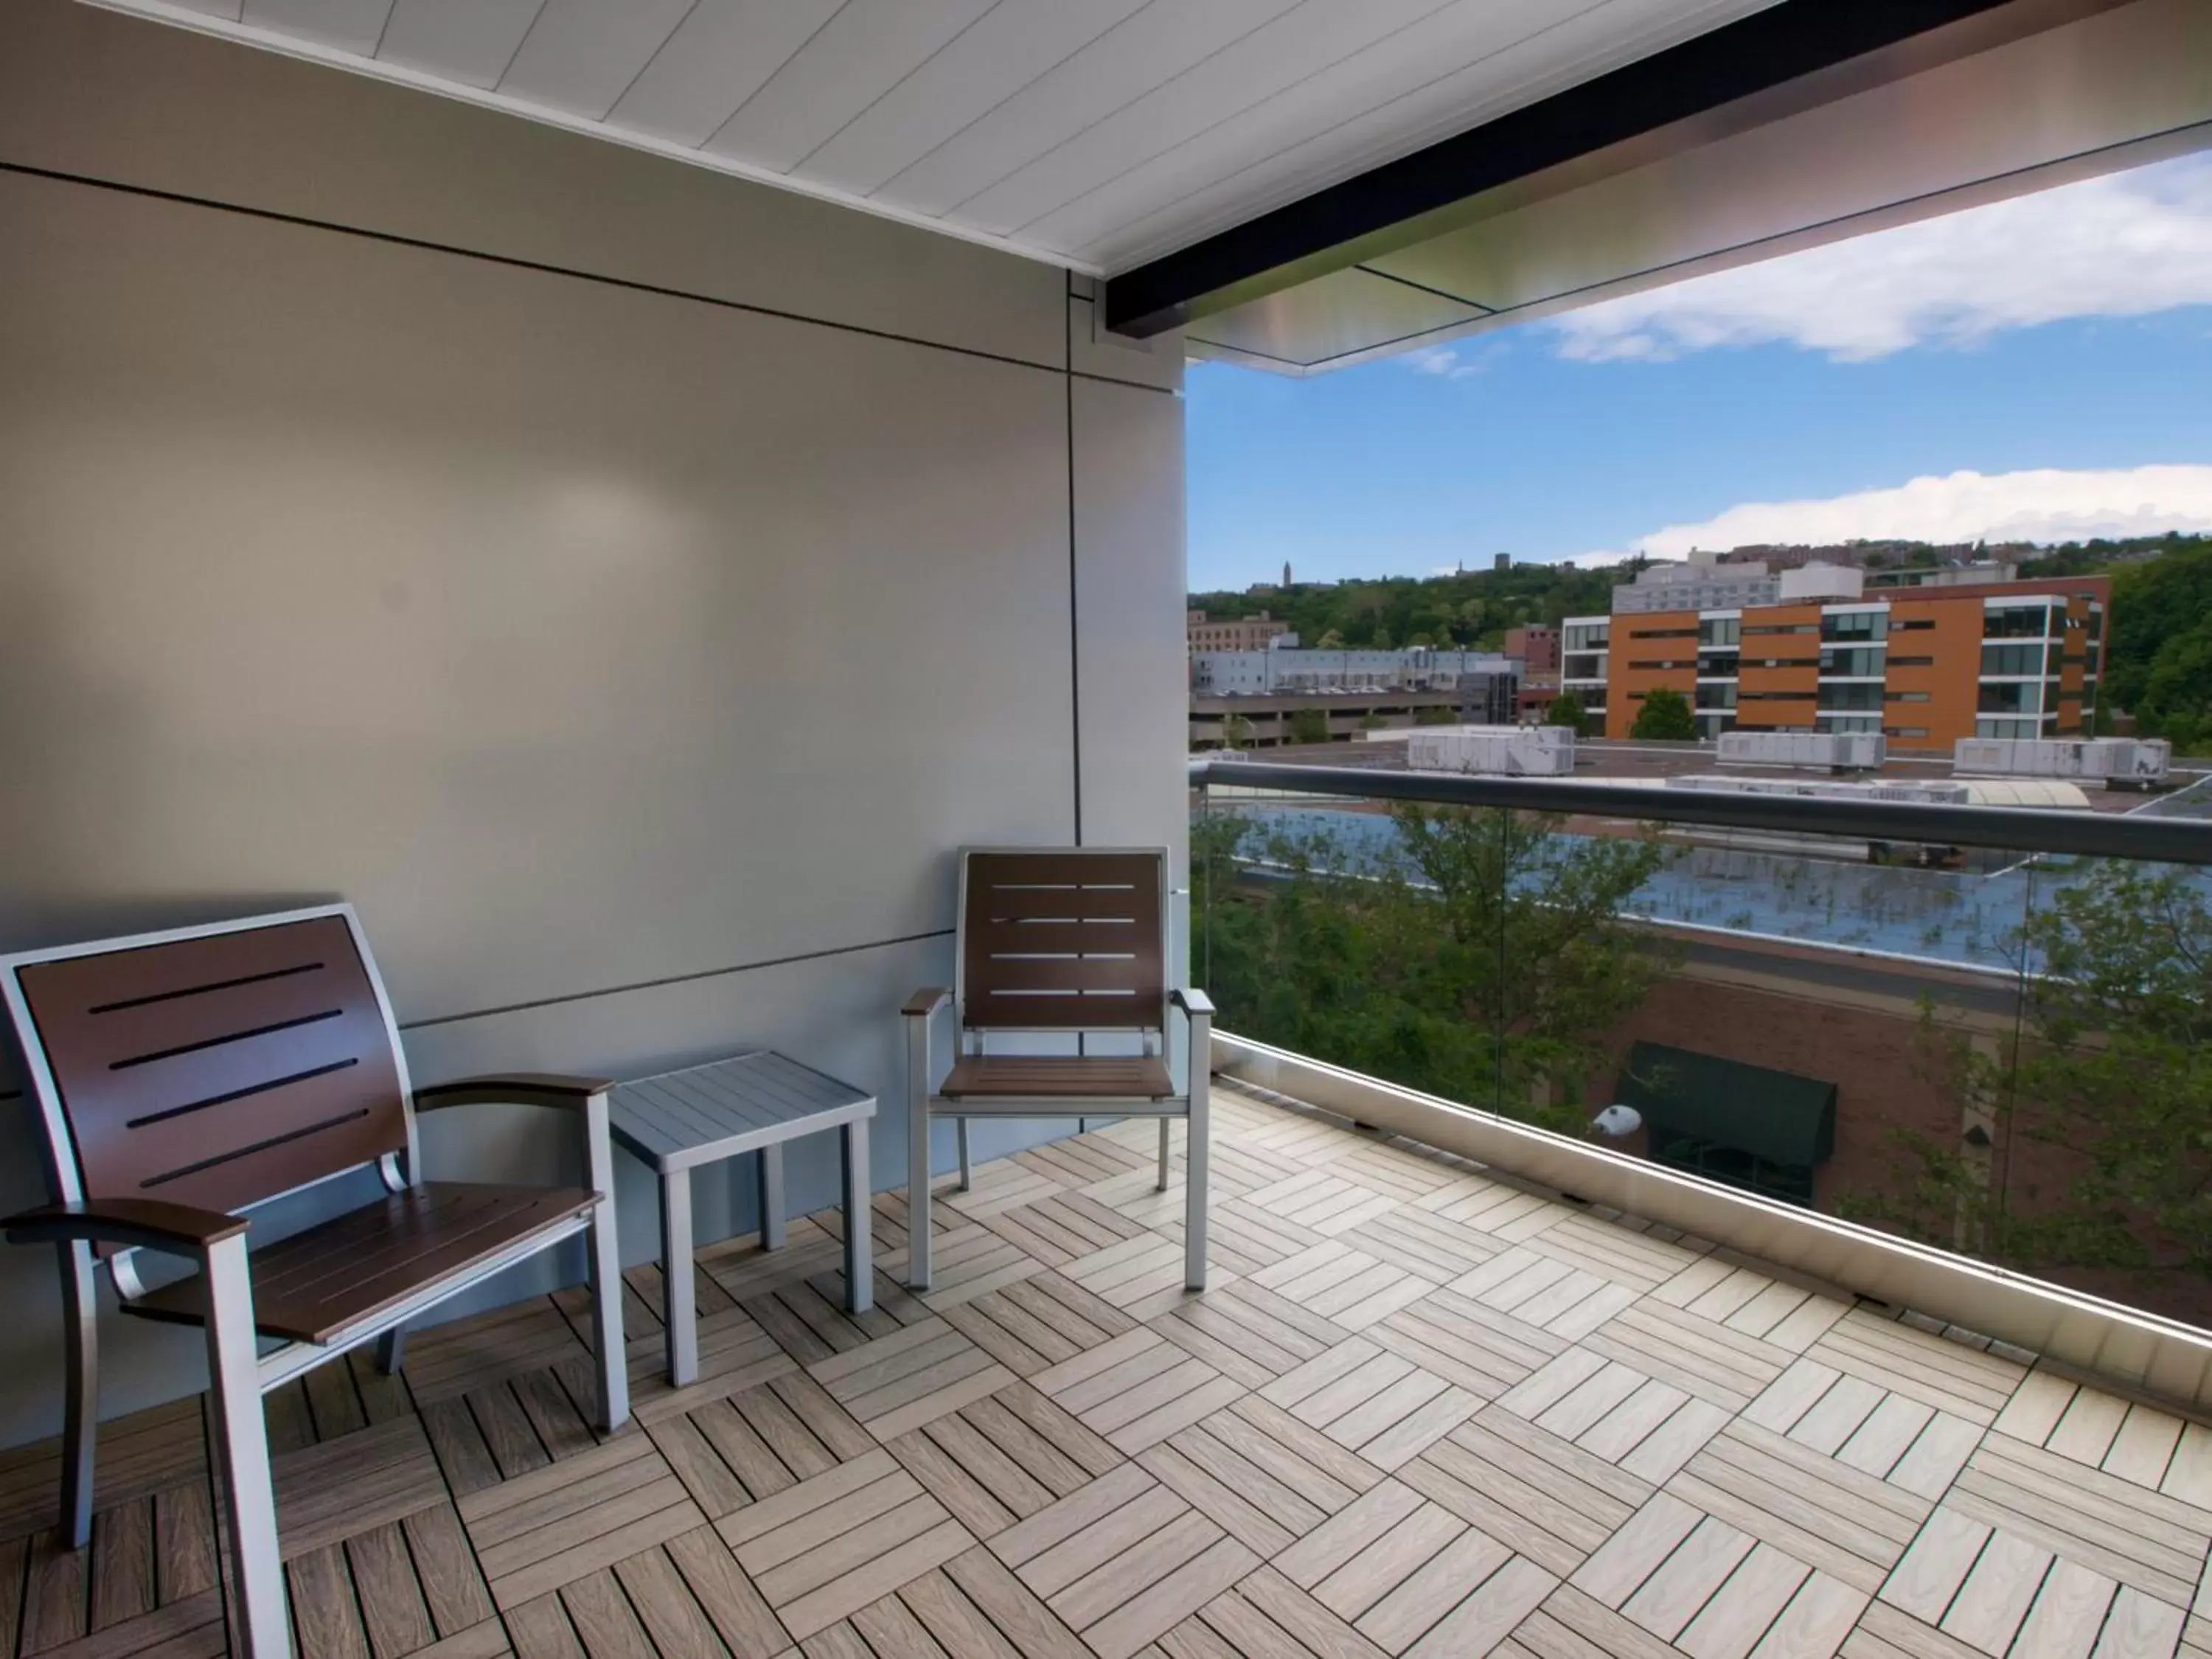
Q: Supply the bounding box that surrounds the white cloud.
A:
[1553,152,2212,362]
[1408,346,1483,378]
[1610,464,2212,559]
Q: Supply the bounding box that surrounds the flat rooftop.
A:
[4,1081,2206,1659]
[1237,739,2205,816]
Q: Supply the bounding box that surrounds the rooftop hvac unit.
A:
[1407,727,1576,776]
[1715,730,1885,771]
[1954,737,2171,786]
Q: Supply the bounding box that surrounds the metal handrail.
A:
[1186,757,2212,865]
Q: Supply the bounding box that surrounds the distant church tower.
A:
[1283,560,1293,588]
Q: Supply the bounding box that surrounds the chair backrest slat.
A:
[6,911,409,1218]
[961,849,1166,1032]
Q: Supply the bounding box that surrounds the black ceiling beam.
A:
[1102,0,2039,338]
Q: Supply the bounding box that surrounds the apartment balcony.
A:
[9,1,2212,1658]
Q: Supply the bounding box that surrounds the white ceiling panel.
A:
[856,0,1310,218]
[801,0,1150,198]
[86,0,1815,273]
[241,0,389,56]
[495,0,696,119]
[605,0,843,148]
[377,0,542,89]
[700,0,1001,177]
[954,0,1471,237]
[1049,0,1778,268]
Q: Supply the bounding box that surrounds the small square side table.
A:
[606,1050,875,1385]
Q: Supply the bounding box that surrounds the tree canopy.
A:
[2100,538,2212,752]
[1848,861,2212,1290]
[1630,686,1697,741]
[1194,805,1674,1135]
[1190,564,1623,653]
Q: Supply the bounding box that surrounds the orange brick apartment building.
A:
[1562,571,2110,748]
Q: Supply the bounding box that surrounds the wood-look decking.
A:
[4,1079,2212,1659]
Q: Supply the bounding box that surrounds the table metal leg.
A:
[759,1143,787,1251]
[842,1119,874,1315]
[661,1168,697,1388]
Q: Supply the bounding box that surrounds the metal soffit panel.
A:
[75,0,1781,273]
[1182,265,1489,369]
[1179,0,2212,374]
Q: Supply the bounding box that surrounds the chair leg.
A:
[956,1118,972,1192]
[373,1325,406,1376]
[583,1090,630,1432]
[1185,1067,1211,1295]
[1157,1119,1172,1193]
[201,1234,288,1659]
[906,1018,933,1291]
[57,1241,97,1551]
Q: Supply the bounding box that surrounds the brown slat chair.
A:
[0,905,628,1659]
[903,847,1212,1292]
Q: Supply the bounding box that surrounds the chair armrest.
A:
[1170,988,1216,1020]
[414,1073,616,1113]
[4,1198,246,1256]
[902,987,950,1018]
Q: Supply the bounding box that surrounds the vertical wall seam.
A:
[1066,270,1082,848]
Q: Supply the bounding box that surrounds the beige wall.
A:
[0,0,1187,1447]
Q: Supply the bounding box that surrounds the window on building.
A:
[1739,690,1817,702]
[1628,658,1694,670]
[1820,611,1888,641]
[1817,714,1883,734]
[1886,690,1931,703]
[1699,616,1742,647]
[1745,622,1818,636]
[1819,646,1886,678]
[1698,650,1741,678]
[1886,726,1931,739]
[1818,682,1883,712]
[1695,684,1737,709]
[1892,616,1937,632]
[1979,717,2041,739]
[1888,655,1935,667]
[1563,653,1607,679]
[1981,641,2048,676]
[1986,605,2053,639]
[1979,681,2041,714]
[1563,623,1610,652]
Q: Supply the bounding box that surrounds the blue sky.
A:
[1187,151,2212,592]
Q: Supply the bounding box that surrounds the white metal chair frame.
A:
[903,846,1214,1292]
[0,904,628,1659]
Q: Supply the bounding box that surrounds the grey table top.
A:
[606,1049,877,1173]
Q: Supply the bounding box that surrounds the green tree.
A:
[1288,707,1330,745]
[1546,691,1589,737]
[1413,706,1456,726]
[1194,806,1674,1135]
[1630,686,1697,741]
[1221,713,1253,751]
[1846,863,2212,1288]
[1316,628,1346,649]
